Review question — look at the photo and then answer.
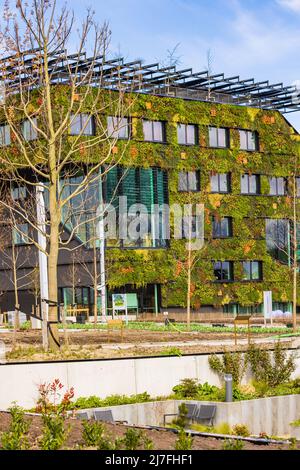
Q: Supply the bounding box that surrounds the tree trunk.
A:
[187,242,191,331]
[93,237,98,325]
[293,174,298,332]
[47,179,60,350]
[12,238,19,348]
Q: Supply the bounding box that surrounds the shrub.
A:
[39,414,67,450]
[1,404,30,450]
[223,438,244,450]
[232,424,250,437]
[246,343,296,387]
[198,382,220,397]
[172,403,188,428]
[36,379,73,450]
[213,422,232,435]
[174,428,193,450]
[208,352,246,386]
[172,379,199,398]
[82,421,105,447]
[71,392,151,410]
[160,347,182,357]
[122,428,143,450]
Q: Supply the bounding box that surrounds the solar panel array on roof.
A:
[0,49,299,113]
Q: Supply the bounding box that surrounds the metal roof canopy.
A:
[0,50,299,114]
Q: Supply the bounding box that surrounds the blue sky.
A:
[8,0,300,128]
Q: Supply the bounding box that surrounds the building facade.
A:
[0,66,300,319]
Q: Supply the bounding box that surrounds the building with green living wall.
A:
[1,54,300,318]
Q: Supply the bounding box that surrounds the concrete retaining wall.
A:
[0,351,300,410]
[78,396,300,438]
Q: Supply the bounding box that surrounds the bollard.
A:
[224,373,233,402]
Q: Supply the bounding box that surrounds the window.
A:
[12,224,29,245]
[11,186,27,201]
[242,261,262,281]
[265,219,289,264]
[182,215,202,239]
[239,130,258,151]
[208,127,229,148]
[107,116,130,139]
[241,174,260,194]
[212,217,233,238]
[177,124,197,145]
[269,177,286,196]
[210,173,231,193]
[0,124,10,146]
[143,120,165,142]
[70,114,94,135]
[22,118,37,141]
[213,261,234,281]
[297,178,300,197]
[178,171,200,192]
[104,166,169,248]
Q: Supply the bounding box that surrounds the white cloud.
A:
[277,0,300,12]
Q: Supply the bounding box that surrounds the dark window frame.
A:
[177,123,198,146]
[22,118,38,141]
[239,129,259,152]
[107,116,131,140]
[70,113,95,136]
[0,123,11,146]
[208,126,230,149]
[241,174,261,195]
[178,171,201,192]
[242,260,263,281]
[12,223,30,246]
[213,261,234,282]
[268,176,287,196]
[142,119,166,143]
[212,216,233,239]
[265,218,290,264]
[210,172,231,194]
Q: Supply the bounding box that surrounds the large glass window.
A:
[70,114,94,135]
[104,166,169,248]
[178,171,200,192]
[265,219,289,264]
[22,118,37,141]
[12,223,29,245]
[0,124,10,146]
[177,124,197,145]
[242,261,262,281]
[208,127,229,148]
[239,130,258,151]
[107,116,130,139]
[212,217,233,238]
[269,177,286,196]
[143,120,165,142]
[241,174,260,194]
[213,261,234,281]
[210,173,231,193]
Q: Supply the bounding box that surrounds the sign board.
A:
[112,294,127,311]
[263,291,272,321]
[112,294,128,324]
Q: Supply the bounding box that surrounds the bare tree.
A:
[0,0,137,349]
[171,200,204,330]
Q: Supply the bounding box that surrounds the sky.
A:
[4,0,300,129]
